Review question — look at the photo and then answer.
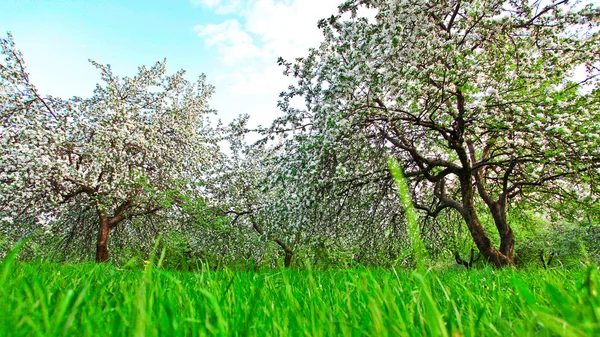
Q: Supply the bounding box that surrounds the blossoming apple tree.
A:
[0,33,220,262]
[272,0,600,267]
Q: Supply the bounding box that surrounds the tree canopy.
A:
[1,33,220,261]
[271,0,600,266]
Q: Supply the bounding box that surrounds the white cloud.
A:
[194,20,265,64]
[195,20,251,46]
[190,0,242,14]
[197,0,341,61]
[244,0,339,60]
[194,20,262,65]
[193,0,344,129]
[190,0,223,8]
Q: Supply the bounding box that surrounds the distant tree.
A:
[273,0,600,267]
[0,33,220,262]
[257,128,411,267]
[203,116,297,267]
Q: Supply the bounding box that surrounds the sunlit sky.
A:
[0,0,345,128]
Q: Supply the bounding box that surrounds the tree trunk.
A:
[95,213,111,262]
[459,175,513,268]
[489,203,515,262]
[250,217,294,268]
[93,200,134,263]
[460,205,511,268]
[500,229,515,260]
[284,250,293,267]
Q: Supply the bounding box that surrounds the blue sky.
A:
[0,0,344,127]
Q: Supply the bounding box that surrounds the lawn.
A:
[1,254,598,336]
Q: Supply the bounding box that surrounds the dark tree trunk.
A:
[459,173,514,268]
[489,203,515,261]
[93,200,135,263]
[95,213,110,262]
[497,220,515,261]
[284,250,293,267]
[460,204,512,268]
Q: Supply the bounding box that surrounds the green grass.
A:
[1,255,599,336]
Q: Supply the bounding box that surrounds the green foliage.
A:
[516,222,600,268]
[1,259,599,336]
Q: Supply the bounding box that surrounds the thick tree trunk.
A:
[490,204,515,261]
[93,200,135,263]
[500,229,515,259]
[459,174,514,268]
[96,213,111,262]
[460,205,512,268]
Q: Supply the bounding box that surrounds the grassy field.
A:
[1,253,599,336]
